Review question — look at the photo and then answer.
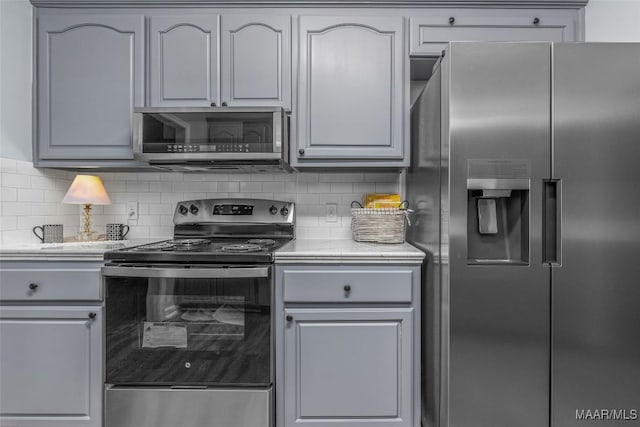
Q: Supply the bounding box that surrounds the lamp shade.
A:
[62,175,111,205]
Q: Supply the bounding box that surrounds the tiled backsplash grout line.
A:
[0,157,400,245]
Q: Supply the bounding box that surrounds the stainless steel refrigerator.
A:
[407,42,640,427]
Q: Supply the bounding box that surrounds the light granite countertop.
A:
[274,239,425,263]
[0,240,154,261]
[1,238,426,263]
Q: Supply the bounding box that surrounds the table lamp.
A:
[62,175,111,241]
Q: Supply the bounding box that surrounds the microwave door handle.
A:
[101,266,270,279]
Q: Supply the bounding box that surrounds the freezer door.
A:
[446,43,551,427]
[552,43,640,426]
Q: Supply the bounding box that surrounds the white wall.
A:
[0,0,32,162]
[585,0,640,41]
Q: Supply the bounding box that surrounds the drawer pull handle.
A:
[448,17,455,25]
[286,315,293,322]
[88,312,97,320]
[344,284,352,292]
[533,17,540,25]
[28,283,39,291]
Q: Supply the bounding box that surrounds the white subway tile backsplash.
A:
[262,182,285,193]
[296,173,319,183]
[17,189,45,202]
[319,173,364,183]
[0,216,17,231]
[240,182,262,193]
[137,192,161,203]
[2,173,30,188]
[0,158,400,245]
[218,182,240,193]
[329,182,353,193]
[126,181,149,192]
[1,187,17,202]
[3,201,32,216]
[31,175,57,190]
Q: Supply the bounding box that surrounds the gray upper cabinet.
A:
[149,14,291,108]
[221,15,291,108]
[295,16,407,167]
[410,9,581,56]
[149,15,219,106]
[36,13,144,165]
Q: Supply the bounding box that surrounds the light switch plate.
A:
[326,203,337,223]
[126,201,138,222]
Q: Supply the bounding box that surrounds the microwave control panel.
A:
[166,144,251,153]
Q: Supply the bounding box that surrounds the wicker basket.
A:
[350,201,410,244]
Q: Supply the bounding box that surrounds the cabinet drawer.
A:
[410,9,578,56]
[283,269,412,303]
[0,266,101,301]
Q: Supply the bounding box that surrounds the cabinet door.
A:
[410,9,580,56]
[36,14,144,162]
[283,308,413,427]
[221,15,291,108]
[0,306,103,427]
[296,16,406,166]
[149,15,219,106]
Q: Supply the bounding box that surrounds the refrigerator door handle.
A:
[543,179,561,265]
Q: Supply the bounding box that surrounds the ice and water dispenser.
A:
[466,160,530,265]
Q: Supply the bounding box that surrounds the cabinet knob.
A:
[221,102,228,107]
[286,315,293,322]
[344,284,352,292]
[298,148,305,156]
[28,283,38,291]
[448,17,455,25]
[210,102,217,107]
[533,17,540,25]
[88,312,97,320]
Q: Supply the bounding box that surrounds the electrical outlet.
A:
[326,203,337,223]
[126,201,138,222]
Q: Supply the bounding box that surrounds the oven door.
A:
[102,264,272,387]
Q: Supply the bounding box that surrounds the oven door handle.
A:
[101,265,270,279]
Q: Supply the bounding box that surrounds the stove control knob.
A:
[280,206,289,217]
[190,204,199,215]
[179,205,189,216]
[269,205,278,215]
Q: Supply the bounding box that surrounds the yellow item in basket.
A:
[364,193,402,209]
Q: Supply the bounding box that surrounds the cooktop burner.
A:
[221,243,265,253]
[246,239,276,247]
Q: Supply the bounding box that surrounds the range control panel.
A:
[173,198,295,225]
[213,204,254,215]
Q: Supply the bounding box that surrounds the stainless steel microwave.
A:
[133,107,290,172]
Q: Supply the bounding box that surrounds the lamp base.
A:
[77,231,97,242]
[79,203,96,241]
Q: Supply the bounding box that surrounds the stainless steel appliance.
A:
[407,42,640,427]
[133,107,290,172]
[102,198,295,427]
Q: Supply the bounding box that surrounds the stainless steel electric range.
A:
[102,198,294,427]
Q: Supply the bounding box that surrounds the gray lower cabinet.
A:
[149,14,291,108]
[0,261,103,427]
[35,13,144,167]
[294,16,407,168]
[276,264,421,427]
[410,8,581,56]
